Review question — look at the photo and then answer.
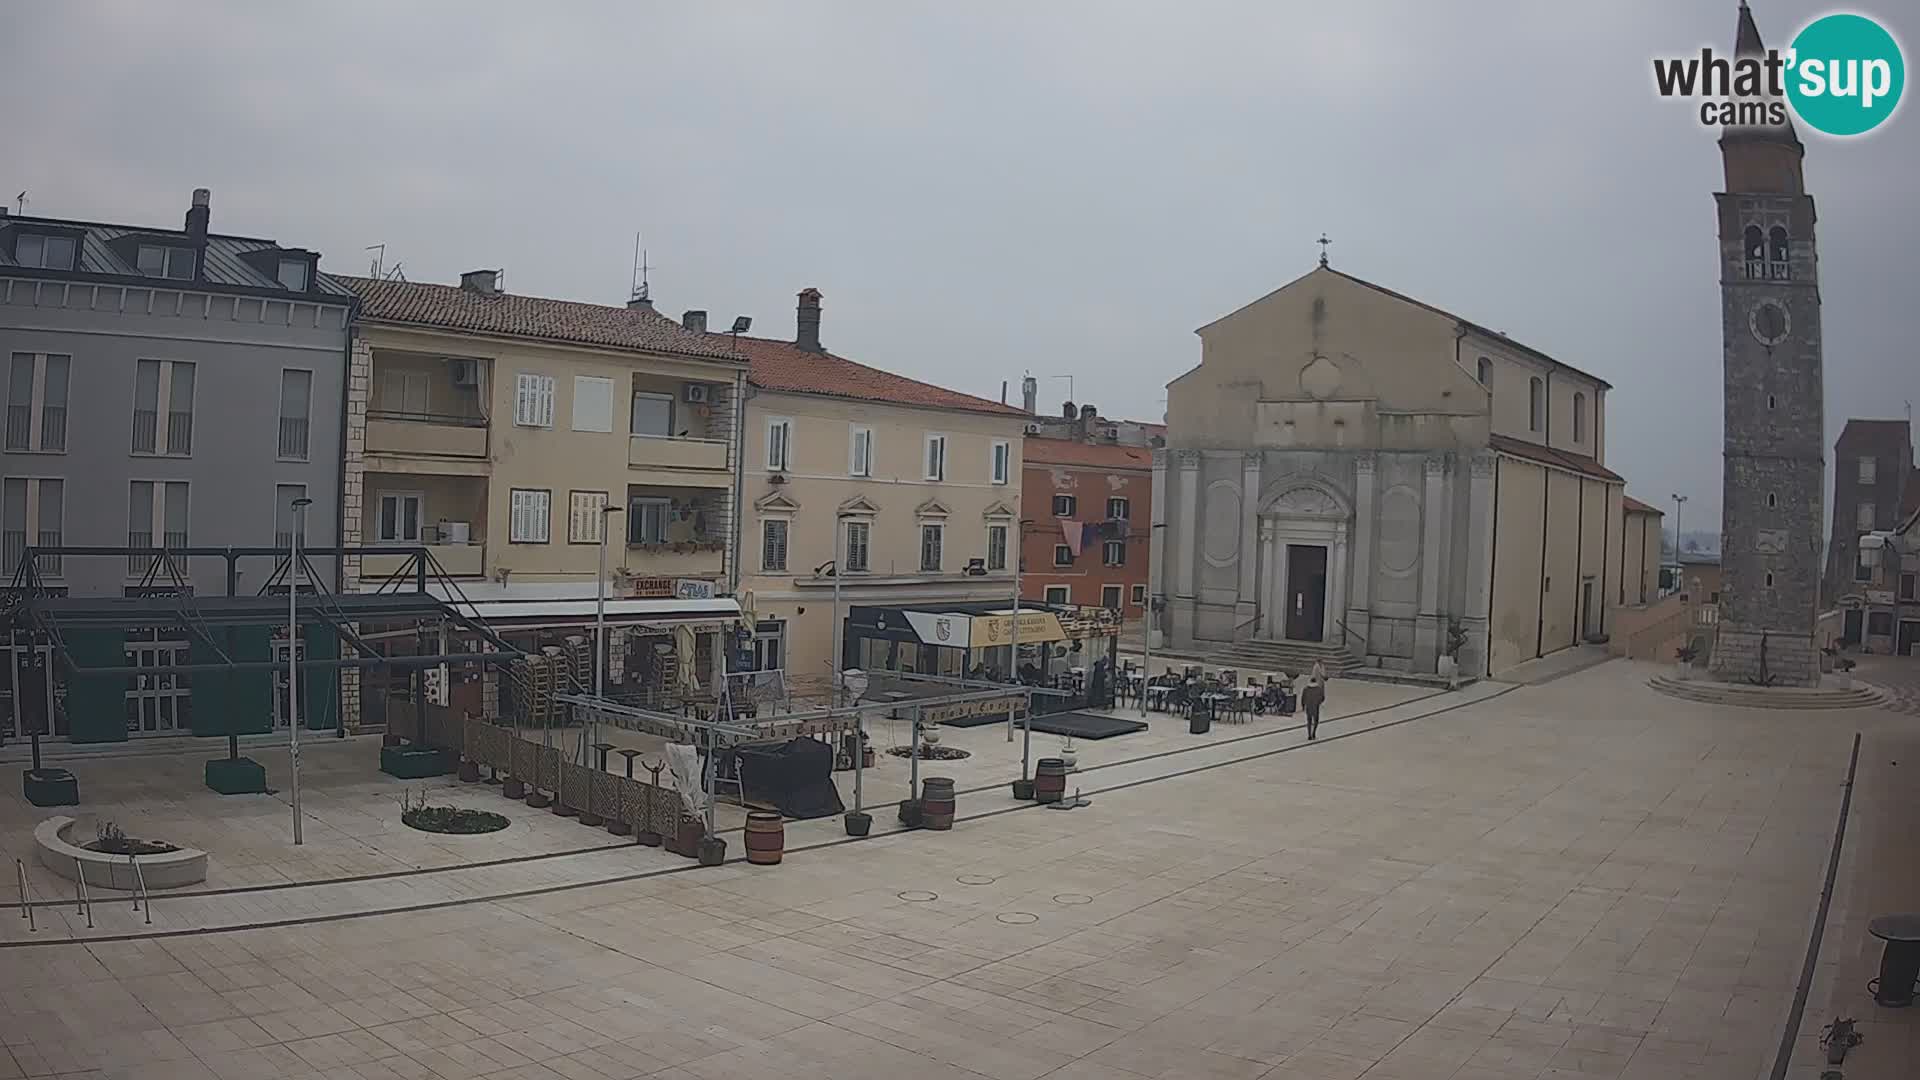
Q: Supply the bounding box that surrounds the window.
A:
[514,373,555,427]
[127,481,188,574]
[924,434,947,481]
[1860,458,1877,485]
[5,352,69,452]
[1101,584,1123,610]
[990,440,1010,485]
[509,489,551,543]
[572,376,614,433]
[132,359,195,454]
[919,523,944,571]
[1902,573,1917,601]
[1856,555,1873,582]
[761,519,789,572]
[2,478,62,577]
[1767,493,1776,509]
[849,425,872,476]
[1869,611,1894,636]
[1131,583,1147,605]
[630,392,673,437]
[1768,394,1776,411]
[844,520,870,573]
[567,491,609,543]
[1053,494,1077,517]
[274,484,306,549]
[1044,585,1070,605]
[377,369,430,415]
[1106,497,1130,520]
[1054,544,1074,567]
[987,523,1008,571]
[1103,540,1125,566]
[277,258,309,291]
[377,492,424,542]
[278,369,311,460]
[1528,376,1544,433]
[136,245,195,280]
[125,628,190,735]
[749,619,785,673]
[627,497,668,544]
[766,418,793,471]
[1572,392,1586,443]
[1857,502,1876,531]
[1766,574,1777,589]
[1476,356,1492,385]
[1710,591,1720,603]
[1769,225,1790,278]
[13,233,75,270]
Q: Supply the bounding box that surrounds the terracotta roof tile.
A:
[1489,433,1625,483]
[1835,418,1911,449]
[1622,495,1663,515]
[727,335,1027,416]
[1023,438,1153,470]
[342,276,741,360]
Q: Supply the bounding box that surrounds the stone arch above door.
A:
[1258,476,1351,520]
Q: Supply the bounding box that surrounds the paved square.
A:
[5,659,1906,1080]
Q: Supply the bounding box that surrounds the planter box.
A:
[35,816,207,890]
[205,756,268,795]
[380,745,451,779]
[23,768,78,807]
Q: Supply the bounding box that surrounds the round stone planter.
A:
[34,816,208,890]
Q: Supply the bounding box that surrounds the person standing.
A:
[1302,660,1328,740]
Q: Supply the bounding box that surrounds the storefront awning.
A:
[447,596,740,629]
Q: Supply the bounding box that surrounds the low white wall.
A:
[33,816,208,890]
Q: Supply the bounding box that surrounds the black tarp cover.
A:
[733,737,845,819]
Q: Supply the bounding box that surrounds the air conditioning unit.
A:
[1024,423,1040,435]
[683,383,710,404]
[449,359,480,386]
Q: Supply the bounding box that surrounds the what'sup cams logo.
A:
[1654,10,1905,137]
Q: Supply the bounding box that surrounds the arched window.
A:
[1743,224,1765,279]
[1477,356,1492,386]
[1768,226,1791,279]
[1528,376,1544,433]
[1572,392,1586,443]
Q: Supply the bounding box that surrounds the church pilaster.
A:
[1416,454,1447,668]
[1237,452,1262,630]
[1174,451,1200,602]
[1464,452,1497,677]
[1346,453,1376,655]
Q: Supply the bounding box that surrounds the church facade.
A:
[1154,263,1647,678]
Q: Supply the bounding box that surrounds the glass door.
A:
[124,629,189,735]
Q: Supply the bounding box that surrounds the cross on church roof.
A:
[1317,233,1331,267]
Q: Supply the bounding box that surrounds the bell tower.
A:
[1707,3,1825,686]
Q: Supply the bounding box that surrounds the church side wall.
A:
[1491,458,1546,673]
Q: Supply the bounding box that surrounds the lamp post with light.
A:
[288,497,313,845]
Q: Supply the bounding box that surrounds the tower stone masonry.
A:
[1706,3,1825,686]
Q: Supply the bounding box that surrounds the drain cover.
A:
[956,874,997,885]
[996,912,1039,925]
[897,890,937,902]
[1053,893,1092,905]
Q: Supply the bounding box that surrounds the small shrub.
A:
[399,787,509,834]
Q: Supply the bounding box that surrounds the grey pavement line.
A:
[0,682,1515,948]
[2,685,1449,911]
[1768,730,1861,1080]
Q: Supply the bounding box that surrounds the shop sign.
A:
[628,576,676,598]
[675,579,716,600]
[1866,589,1896,605]
[974,611,1067,645]
[922,693,1025,725]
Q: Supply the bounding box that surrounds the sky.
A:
[5,1,1915,530]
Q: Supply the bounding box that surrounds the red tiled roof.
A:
[1489,433,1625,483]
[341,276,742,361]
[725,335,1027,416]
[1835,418,1911,449]
[1622,495,1663,515]
[1023,437,1153,470]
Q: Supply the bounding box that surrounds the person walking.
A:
[1302,660,1327,740]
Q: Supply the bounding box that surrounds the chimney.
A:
[627,294,655,313]
[1021,376,1038,414]
[184,188,210,241]
[682,309,707,334]
[460,269,499,296]
[1062,400,1076,420]
[796,288,824,353]
[1079,403,1098,421]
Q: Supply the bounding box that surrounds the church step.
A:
[1647,675,1887,709]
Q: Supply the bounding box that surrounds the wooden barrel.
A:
[1034,759,1068,804]
[744,812,785,865]
[920,777,956,831]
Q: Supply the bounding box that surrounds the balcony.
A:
[362,542,486,580]
[628,434,730,484]
[365,411,488,462]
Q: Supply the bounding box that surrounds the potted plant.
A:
[898,799,923,828]
[1674,644,1699,680]
[1057,738,1078,772]
[844,810,872,837]
[1438,621,1468,688]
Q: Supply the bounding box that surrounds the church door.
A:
[1284,544,1327,642]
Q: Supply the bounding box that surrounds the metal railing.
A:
[277,415,309,459]
[131,408,158,453]
[368,408,487,427]
[166,410,193,454]
[4,404,29,450]
[15,859,35,932]
[40,405,65,451]
[129,853,151,924]
[72,857,92,929]
[35,530,60,577]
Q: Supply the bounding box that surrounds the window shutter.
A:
[539,376,554,427]
[572,377,613,432]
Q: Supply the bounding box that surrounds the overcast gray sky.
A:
[6,1,1914,529]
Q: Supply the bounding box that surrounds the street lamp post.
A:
[288,497,313,845]
[1141,521,1167,718]
[831,515,847,704]
[1670,493,1688,564]
[594,505,623,752]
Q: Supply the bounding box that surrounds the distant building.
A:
[1825,418,1913,609]
[1020,437,1151,613]
[1852,478,1920,654]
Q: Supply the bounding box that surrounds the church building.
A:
[1153,258,1651,679]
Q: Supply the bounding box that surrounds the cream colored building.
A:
[1159,261,1657,678]
[723,289,1030,686]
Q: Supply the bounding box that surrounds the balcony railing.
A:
[128,531,188,576]
[39,406,64,451]
[3,530,22,575]
[4,405,29,451]
[628,434,729,474]
[35,530,60,576]
[132,409,157,453]
[278,416,309,460]
[167,410,193,454]
[362,541,485,579]
[365,411,488,459]
[1743,259,1791,281]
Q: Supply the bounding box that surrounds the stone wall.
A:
[1709,626,1820,687]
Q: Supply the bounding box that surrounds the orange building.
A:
[1020,437,1152,613]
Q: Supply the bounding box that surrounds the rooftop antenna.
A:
[1317,233,1331,267]
[15,192,26,214]
[630,232,654,303]
[365,243,385,277]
